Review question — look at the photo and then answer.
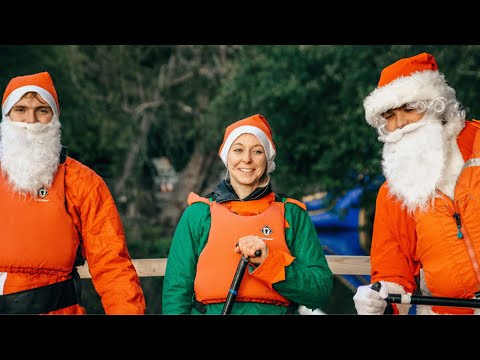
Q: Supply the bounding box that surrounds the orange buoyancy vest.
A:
[0,162,80,296]
[191,192,296,306]
[413,125,480,314]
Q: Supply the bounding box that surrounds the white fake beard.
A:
[381,116,450,213]
[0,117,61,196]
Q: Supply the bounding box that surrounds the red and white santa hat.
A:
[363,52,457,128]
[218,114,276,173]
[2,71,60,118]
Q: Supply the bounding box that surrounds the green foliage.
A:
[127,233,172,259]
[204,44,480,223]
[4,45,480,203]
[205,45,382,200]
[3,45,480,314]
[0,45,64,90]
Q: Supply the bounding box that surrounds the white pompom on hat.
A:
[363,52,457,128]
[2,71,59,118]
[218,114,276,174]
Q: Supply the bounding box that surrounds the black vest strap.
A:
[0,276,80,314]
[192,298,207,313]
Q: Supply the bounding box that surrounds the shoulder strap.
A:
[187,192,212,205]
[284,198,307,210]
[274,192,306,210]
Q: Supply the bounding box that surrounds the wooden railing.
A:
[76,255,371,278]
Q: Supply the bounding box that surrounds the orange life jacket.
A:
[190,192,300,306]
[0,162,79,278]
[0,152,84,314]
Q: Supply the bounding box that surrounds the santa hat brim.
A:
[219,125,276,174]
[364,70,456,128]
[2,85,59,118]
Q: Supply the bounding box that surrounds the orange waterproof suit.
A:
[0,153,146,314]
[371,120,480,314]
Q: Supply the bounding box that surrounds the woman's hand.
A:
[234,235,268,265]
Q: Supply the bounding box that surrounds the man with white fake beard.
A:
[0,71,146,314]
[353,52,480,315]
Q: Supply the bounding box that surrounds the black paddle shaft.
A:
[221,249,261,315]
[371,281,480,309]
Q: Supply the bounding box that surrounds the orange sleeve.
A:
[370,183,420,294]
[65,158,146,314]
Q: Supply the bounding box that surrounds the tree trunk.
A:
[158,145,222,237]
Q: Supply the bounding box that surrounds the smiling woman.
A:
[162,113,334,315]
[226,133,268,200]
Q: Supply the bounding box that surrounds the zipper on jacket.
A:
[453,213,463,239]
[452,208,480,287]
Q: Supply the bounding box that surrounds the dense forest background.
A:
[3,45,480,314]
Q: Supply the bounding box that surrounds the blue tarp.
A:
[307,188,362,230]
